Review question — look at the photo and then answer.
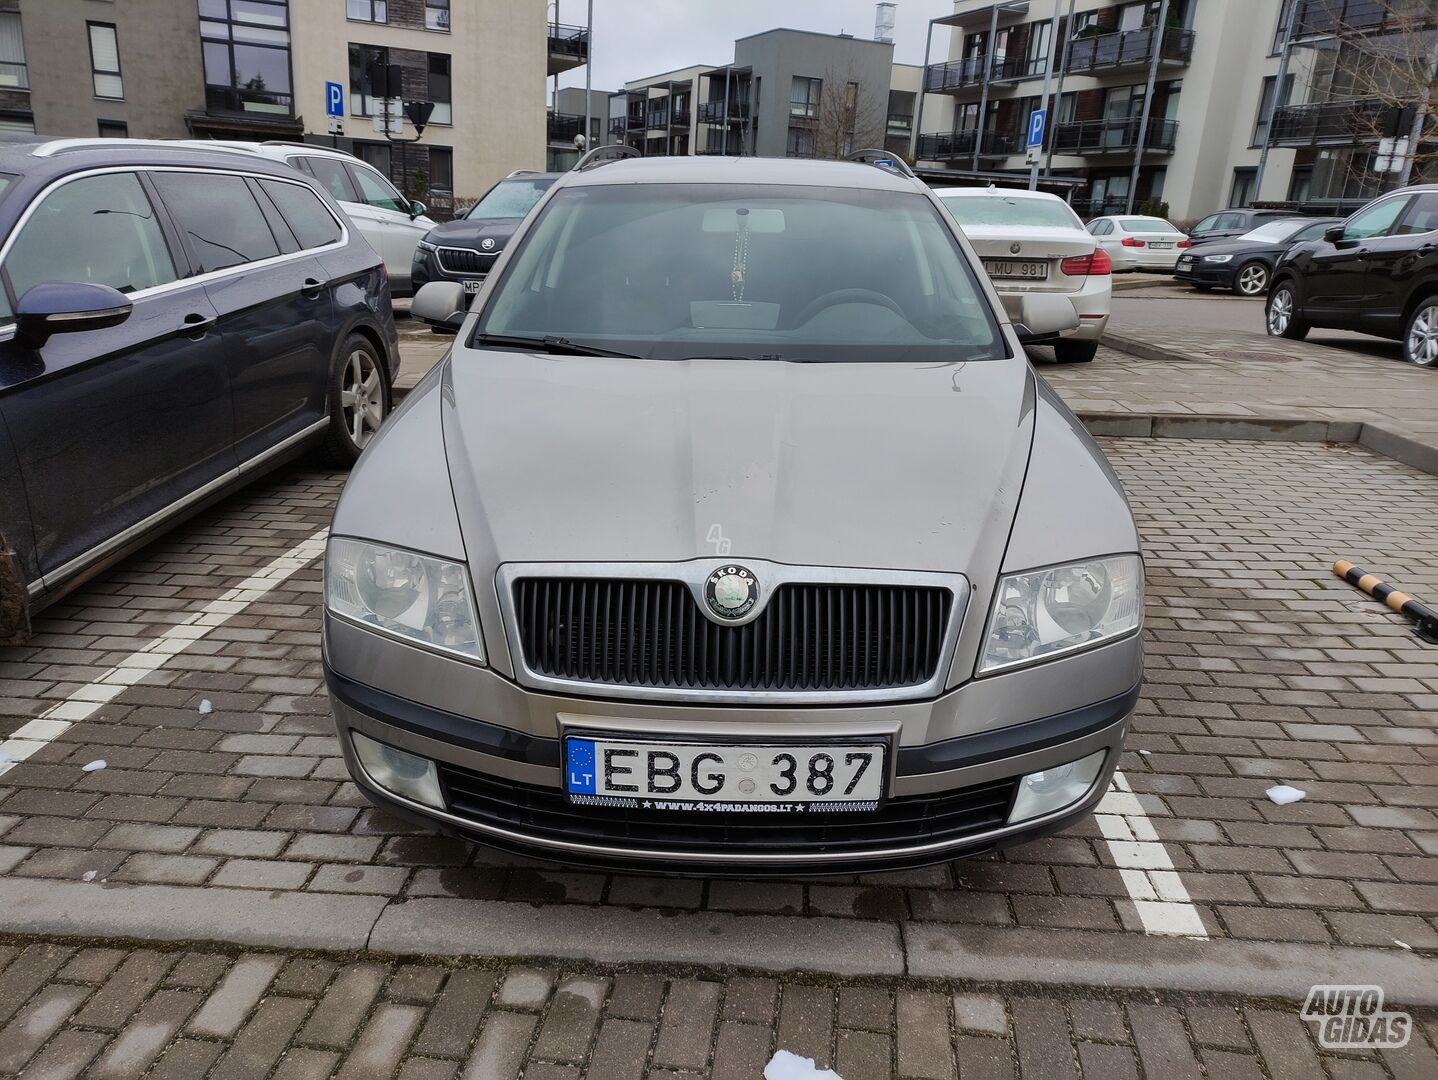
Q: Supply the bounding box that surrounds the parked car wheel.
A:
[1052,339,1098,364]
[325,334,389,465]
[1266,280,1309,341]
[1233,261,1269,297]
[1405,297,1438,367]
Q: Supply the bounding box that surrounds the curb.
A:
[1111,277,1177,292]
[3,878,1435,1004]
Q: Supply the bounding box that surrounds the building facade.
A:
[0,1,583,215]
[914,0,1437,219]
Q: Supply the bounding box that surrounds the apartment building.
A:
[548,85,609,171]
[0,1,583,214]
[915,0,1437,219]
[609,27,900,160]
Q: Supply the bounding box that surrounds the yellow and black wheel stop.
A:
[1334,561,1438,645]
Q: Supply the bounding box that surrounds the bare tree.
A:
[810,61,887,160]
[1287,0,1438,186]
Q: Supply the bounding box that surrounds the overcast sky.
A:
[553,0,954,96]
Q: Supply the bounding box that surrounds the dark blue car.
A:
[0,139,399,643]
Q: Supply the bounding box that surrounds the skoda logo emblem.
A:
[705,565,758,620]
[1009,242,1022,254]
[481,238,496,251]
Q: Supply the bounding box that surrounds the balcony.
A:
[548,22,589,75]
[608,116,627,135]
[1269,98,1401,144]
[990,55,1047,83]
[698,99,750,123]
[924,56,989,93]
[917,129,1019,160]
[1292,0,1436,38]
[548,111,584,144]
[1064,26,1194,75]
[1050,116,1179,154]
[887,112,914,132]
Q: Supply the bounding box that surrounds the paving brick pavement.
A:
[0,940,1433,1079]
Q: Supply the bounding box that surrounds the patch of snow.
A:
[82,759,106,772]
[1265,784,1305,805]
[764,1050,844,1080]
[1395,939,1412,950]
[198,699,213,714]
[81,870,97,882]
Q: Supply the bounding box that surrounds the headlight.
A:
[416,239,438,252]
[979,555,1142,674]
[1202,254,1233,263]
[324,538,485,663]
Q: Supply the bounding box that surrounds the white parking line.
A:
[0,529,329,778]
[1095,770,1209,937]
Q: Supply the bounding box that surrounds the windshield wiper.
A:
[473,333,641,359]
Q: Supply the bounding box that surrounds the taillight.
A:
[1060,248,1112,276]
[1177,238,1193,249]
[1120,237,1146,248]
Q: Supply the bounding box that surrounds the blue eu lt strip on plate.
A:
[566,738,597,795]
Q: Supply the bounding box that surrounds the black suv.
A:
[1267,185,1438,367]
[411,171,559,300]
[0,139,399,642]
[1187,207,1296,247]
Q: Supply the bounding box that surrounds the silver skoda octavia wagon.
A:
[322,150,1143,874]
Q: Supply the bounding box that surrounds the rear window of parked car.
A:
[151,171,279,273]
[259,179,342,249]
[1117,217,1177,232]
[939,194,1083,230]
[3,172,176,320]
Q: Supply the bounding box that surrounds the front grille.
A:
[512,578,953,693]
[436,247,498,276]
[439,762,1017,857]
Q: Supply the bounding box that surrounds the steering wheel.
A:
[793,288,905,327]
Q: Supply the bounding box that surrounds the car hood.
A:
[1181,237,1280,257]
[439,350,1035,578]
[423,217,523,251]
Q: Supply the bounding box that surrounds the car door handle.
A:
[300,277,325,299]
[182,312,216,338]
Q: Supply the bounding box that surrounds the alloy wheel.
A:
[1267,288,1292,335]
[1408,303,1438,367]
[340,348,385,449]
[1236,263,1268,296]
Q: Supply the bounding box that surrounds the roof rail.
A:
[31,138,263,158]
[262,140,351,155]
[505,169,545,178]
[574,144,640,171]
[845,149,917,180]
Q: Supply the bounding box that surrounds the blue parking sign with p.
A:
[326,81,344,118]
[1027,108,1046,149]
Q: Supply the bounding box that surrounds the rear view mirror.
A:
[1324,225,1345,243]
[1013,292,1079,343]
[411,280,468,331]
[15,282,132,349]
[409,200,428,219]
[701,208,786,234]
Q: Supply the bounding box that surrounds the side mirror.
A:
[409,200,428,219]
[15,282,132,349]
[1013,292,1080,344]
[411,280,467,331]
[1324,225,1346,244]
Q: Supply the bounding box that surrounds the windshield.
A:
[939,193,1082,230]
[476,183,1004,363]
[465,177,555,220]
[1117,217,1179,232]
[1239,219,1310,243]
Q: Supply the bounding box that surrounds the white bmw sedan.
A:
[1086,214,1192,273]
[936,187,1110,363]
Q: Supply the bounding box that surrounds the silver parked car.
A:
[322,150,1144,874]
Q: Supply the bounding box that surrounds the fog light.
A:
[352,732,444,810]
[1007,750,1107,824]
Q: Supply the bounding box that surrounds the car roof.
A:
[558,155,924,193]
[933,186,1066,203]
[0,137,316,180]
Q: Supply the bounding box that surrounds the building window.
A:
[1229,167,1257,208]
[1271,0,1296,54]
[349,45,451,125]
[887,89,915,130]
[347,0,387,23]
[786,125,816,157]
[1288,165,1312,203]
[98,119,128,138]
[1251,74,1294,147]
[789,76,821,119]
[428,53,451,124]
[428,146,452,193]
[200,0,293,117]
[426,0,450,31]
[0,12,26,90]
[88,23,122,100]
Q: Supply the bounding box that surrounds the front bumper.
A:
[324,618,1139,874]
[1172,258,1235,288]
[411,246,495,293]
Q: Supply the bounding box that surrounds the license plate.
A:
[1177,256,1193,267]
[984,259,1048,281]
[564,737,886,810]
[462,279,483,295]
[1150,242,1174,250]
